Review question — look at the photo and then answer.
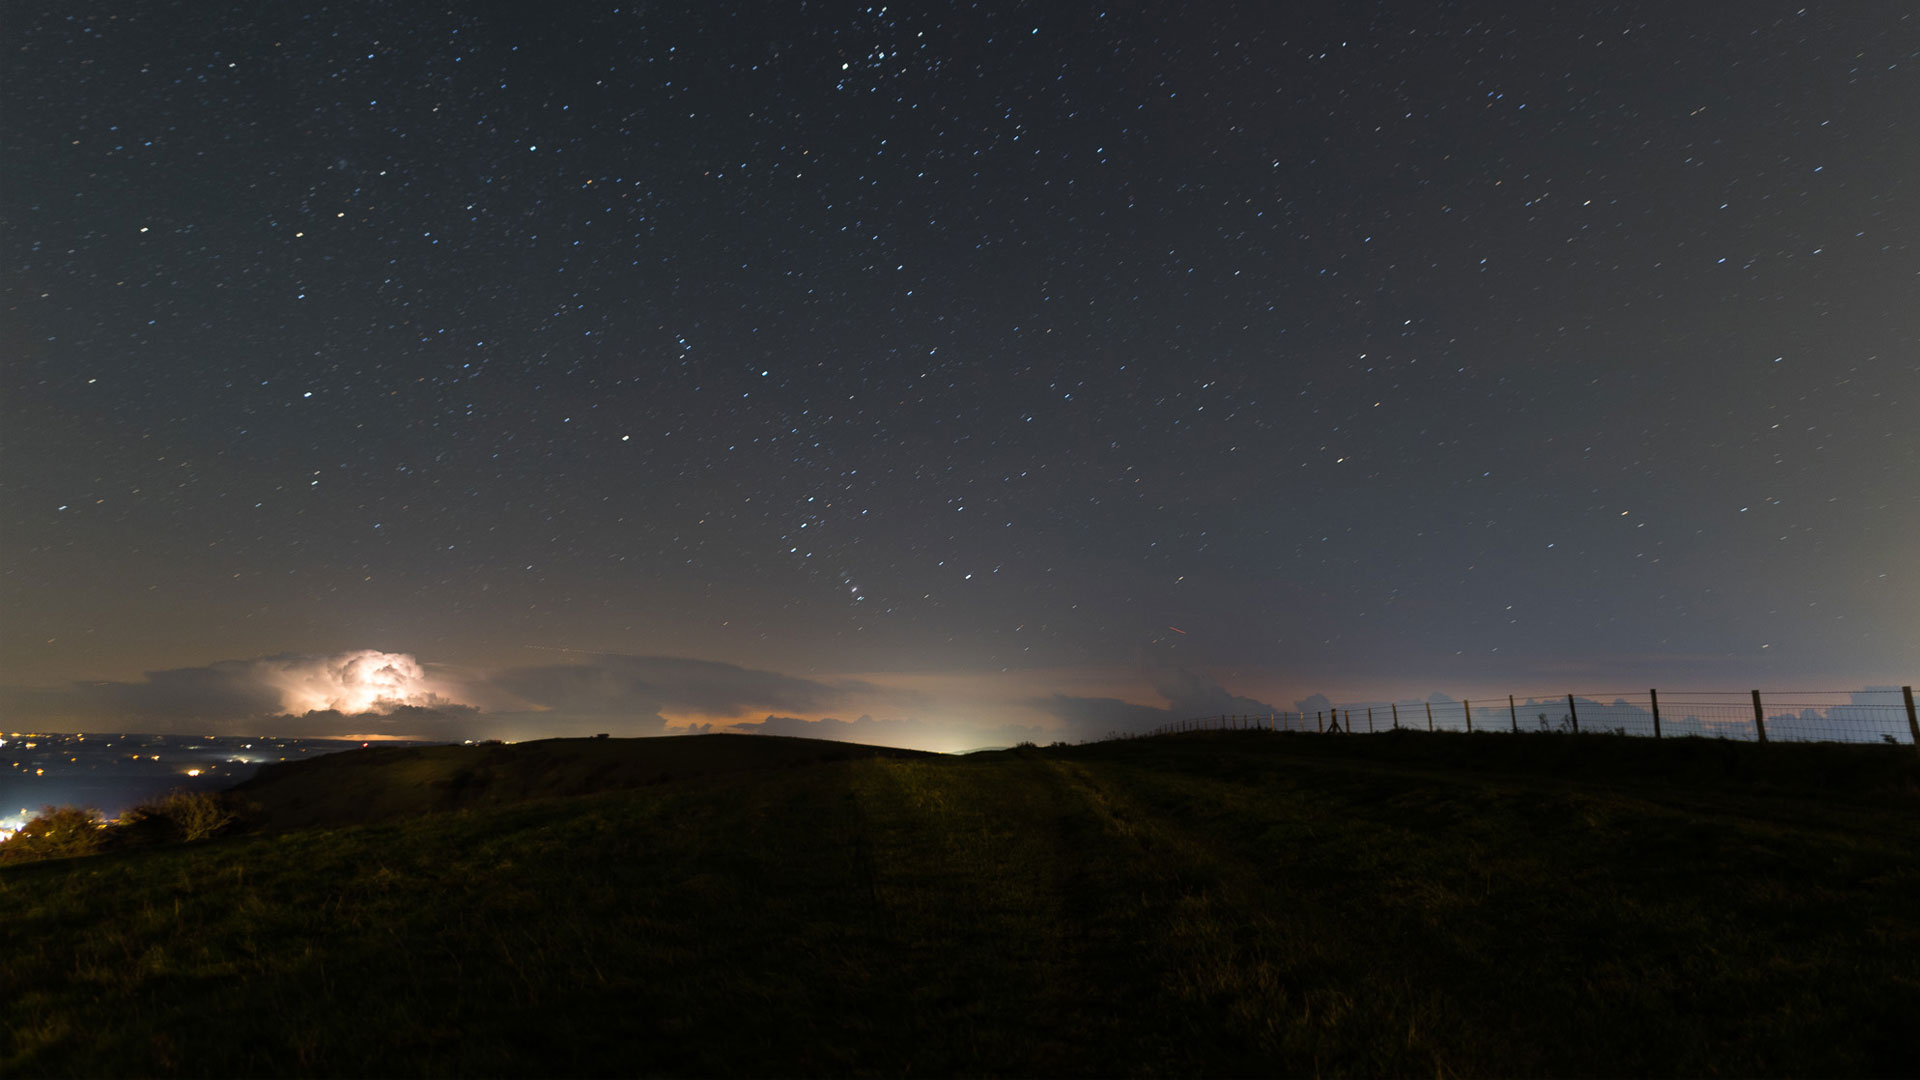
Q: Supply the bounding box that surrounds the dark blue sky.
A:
[4,2,1915,744]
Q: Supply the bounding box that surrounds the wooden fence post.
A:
[1392,703,1400,730]
[1751,690,1768,743]
[1368,707,1374,733]
[1508,694,1518,733]
[1567,694,1579,734]
[1905,687,1919,747]
[1317,711,1324,734]
[1464,699,1473,734]
[1425,702,1434,732]
[1650,689,1662,739]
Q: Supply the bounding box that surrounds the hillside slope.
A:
[5,732,1918,1077]
[227,732,939,830]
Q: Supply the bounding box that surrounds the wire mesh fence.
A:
[1144,686,1920,746]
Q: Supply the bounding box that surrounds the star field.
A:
[3,2,1916,739]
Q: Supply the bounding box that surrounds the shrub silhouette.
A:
[120,790,236,844]
[0,805,109,864]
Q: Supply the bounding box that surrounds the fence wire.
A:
[1144,687,1919,746]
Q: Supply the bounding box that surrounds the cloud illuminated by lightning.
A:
[254,650,457,715]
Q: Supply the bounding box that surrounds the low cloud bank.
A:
[1031,668,1284,741]
[0,650,471,736]
[1,651,895,741]
[488,654,872,729]
[4,651,1289,749]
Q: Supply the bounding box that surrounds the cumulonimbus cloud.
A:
[252,650,459,714]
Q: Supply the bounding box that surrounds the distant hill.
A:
[228,732,939,830]
[5,731,1917,1077]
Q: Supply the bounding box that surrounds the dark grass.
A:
[225,732,942,831]
[5,732,1917,1076]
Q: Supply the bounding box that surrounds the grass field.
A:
[4,731,1917,1076]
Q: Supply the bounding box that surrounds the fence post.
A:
[1317,711,1324,734]
[1650,689,1662,739]
[1567,694,1579,734]
[1392,703,1400,730]
[1425,702,1434,732]
[1903,686,1920,747]
[1508,694,1518,733]
[1751,690,1768,743]
[1464,699,1473,734]
[1368,707,1374,733]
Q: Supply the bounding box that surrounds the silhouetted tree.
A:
[0,806,108,864]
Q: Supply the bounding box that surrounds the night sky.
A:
[4,2,1916,748]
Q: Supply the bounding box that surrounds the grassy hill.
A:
[225,732,941,831]
[5,731,1918,1077]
